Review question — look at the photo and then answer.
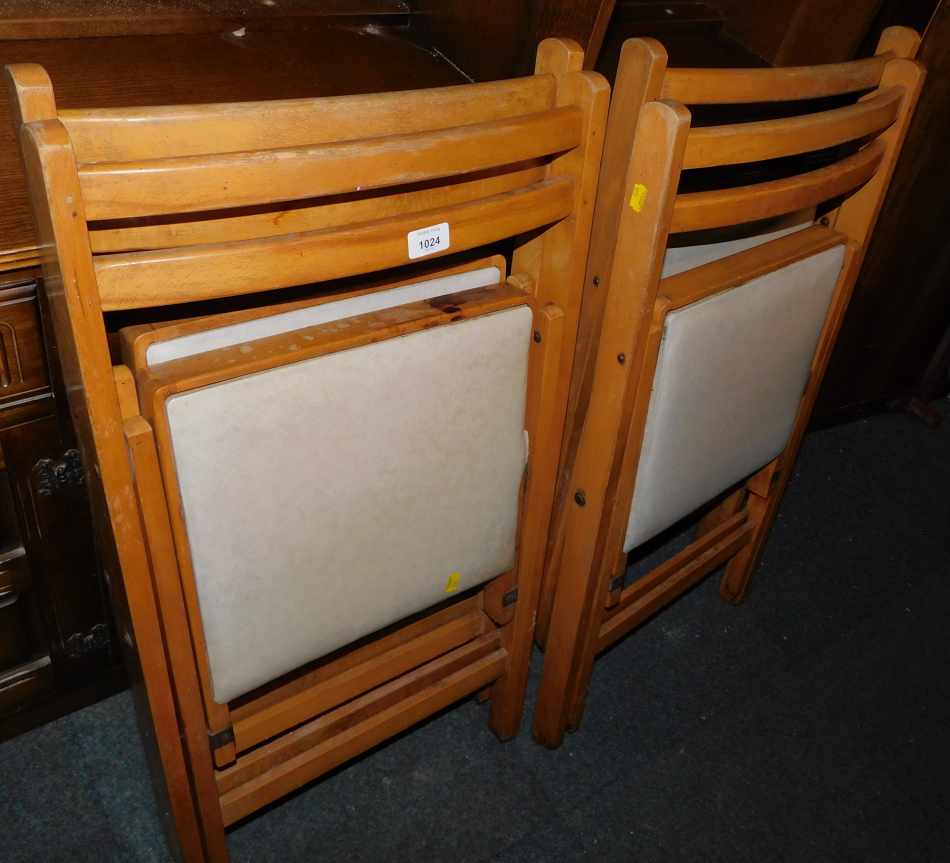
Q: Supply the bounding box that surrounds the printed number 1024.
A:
[407,222,451,260]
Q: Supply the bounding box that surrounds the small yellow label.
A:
[629,183,648,212]
[445,572,461,593]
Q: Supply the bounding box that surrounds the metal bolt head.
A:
[592,276,601,287]
[819,216,831,227]
[617,353,626,364]
[533,330,542,343]
[574,490,586,507]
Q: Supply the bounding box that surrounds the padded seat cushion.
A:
[146,265,503,365]
[661,209,815,279]
[163,304,532,703]
[623,244,846,553]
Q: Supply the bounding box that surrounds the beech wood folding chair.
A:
[7,38,607,861]
[532,28,924,749]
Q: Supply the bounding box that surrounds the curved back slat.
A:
[6,59,605,313]
[78,107,583,220]
[93,177,574,310]
[88,163,549,253]
[60,76,558,163]
[661,53,893,105]
[682,85,902,170]
[671,140,885,233]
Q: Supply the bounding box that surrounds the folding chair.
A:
[532,27,924,749]
[7,38,607,861]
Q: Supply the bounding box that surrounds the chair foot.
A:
[489,710,520,742]
[532,716,568,750]
[718,534,757,604]
[889,394,943,429]
[488,664,527,742]
[718,580,747,605]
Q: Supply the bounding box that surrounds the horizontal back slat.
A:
[89,165,547,253]
[78,107,581,220]
[682,85,902,169]
[670,139,885,233]
[661,53,893,104]
[61,76,558,163]
[94,176,574,310]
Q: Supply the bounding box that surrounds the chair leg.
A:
[488,617,530,741]
[534,527,564,652]
[490,523,551,741]
[532,545,612,749]
[718,459,784,604]
[697,486,746,538]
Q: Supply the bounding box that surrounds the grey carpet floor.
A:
[2,401,948,862]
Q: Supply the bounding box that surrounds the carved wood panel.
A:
[0,283,48,406]
[0,414,117,685]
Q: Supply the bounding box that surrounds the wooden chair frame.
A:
[532,27,924,749]
[7,39,607,861]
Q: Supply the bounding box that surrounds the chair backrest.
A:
[572,24,922,459]
[590,27,922,534]
[539,30,918,635]
[8,40,608,859]
[532,28,925,751]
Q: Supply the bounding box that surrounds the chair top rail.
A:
[76,106,582,220]
[59,75,557,163]
[88,165,547,253]
[661,53,894,105]
[682,85,902,170]
[671,138,886,234]
[93,176,573,311]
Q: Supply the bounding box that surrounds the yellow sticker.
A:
[445,572,461,593]
[629,183,648,212]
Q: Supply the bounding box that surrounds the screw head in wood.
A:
[617,353,626,364]
[819,216,831,227]
[593,276,601,286]
[574,490,586,507]
[533,330,542,343]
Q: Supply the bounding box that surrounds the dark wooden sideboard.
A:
[0,271,125,737]
[0,279,124,740]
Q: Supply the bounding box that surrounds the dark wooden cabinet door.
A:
[0,281,122,738]
[0,416,118,684]
[0,284,48,406]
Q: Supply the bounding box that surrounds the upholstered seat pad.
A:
[146,265,502,365]
[164,304,532,703]
[661,210,815,279]
[623,244,846,553]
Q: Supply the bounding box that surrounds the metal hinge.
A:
[209,726,235,751]
[34,449,84,497]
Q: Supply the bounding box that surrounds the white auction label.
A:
[407,222,450,260]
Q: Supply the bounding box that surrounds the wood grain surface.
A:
[0,25,467,256]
